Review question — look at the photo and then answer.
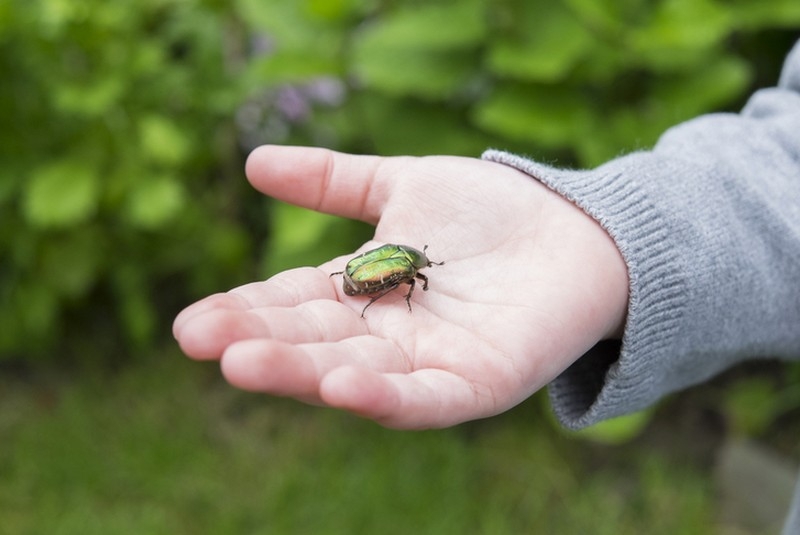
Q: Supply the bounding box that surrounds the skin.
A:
[173,145,629,430]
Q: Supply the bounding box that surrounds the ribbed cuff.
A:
[482,149,689,429]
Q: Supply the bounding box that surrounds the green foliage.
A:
[0,357,717,534]
[1,0,255,359]
[235,0,799,167]
[262,203,371,276]
[722,363,800,437]
[723,378,782,436]
[2,0,798,362]
[567,408,656,445]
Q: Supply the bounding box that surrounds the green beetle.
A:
[330,244,445,317]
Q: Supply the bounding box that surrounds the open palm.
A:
[173,145,628,429]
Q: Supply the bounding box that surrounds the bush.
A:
[1,0,256,359]
[2,0,798,362]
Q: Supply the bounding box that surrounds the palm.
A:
[173,146,628,428]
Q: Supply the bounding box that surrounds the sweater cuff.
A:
[482,149,688,430]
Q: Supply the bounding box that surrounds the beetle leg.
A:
[360,283,400,318]
[415,272,429,291]
[403,278,416,313]
[329,270,343,278]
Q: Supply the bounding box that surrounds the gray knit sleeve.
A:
[483,40,800,430]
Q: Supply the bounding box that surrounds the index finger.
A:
[245,145,398,224]
[172,266,337,338]
[172,267,372,360]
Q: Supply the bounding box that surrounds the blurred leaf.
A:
[0,168,19,204]
[272,202,335,252]
[359,94,490,156]
[629,0,733,70]
[472,83,592,147]
[205,221,251,270]
[113,264,156,349]
[238,0,323,44]
[488,2,593,82]
[563,0,651,34]
[129,40,165,76]
[249,50,341,82]
[351,47,476,98]
[263,202,370,276]
[651,55,752,118]
[23,159,100,228]
[355,0,486,52]
[39,229,103,298]
[723,378,780,436]
[349,0,485,97]
[54,77,126,117]
[569,409,654,444]
[304,0,366,22]
[726,0,800,29]
[237,0,344,81]
[575,55,749,167]
[0,1,13,35]
[124,174,186,229]
[139,115,191,167]
[1,282,59,352]
[577,107,666,167]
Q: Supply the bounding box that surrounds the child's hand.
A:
[172,145,628,429]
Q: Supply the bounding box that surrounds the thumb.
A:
[245,145,391,224]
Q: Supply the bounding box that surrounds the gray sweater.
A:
[483,40,800,534]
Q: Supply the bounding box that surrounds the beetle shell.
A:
[330,244,444,317]
[342,244,429,294]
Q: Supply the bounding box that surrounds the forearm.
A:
[484,40,800,429]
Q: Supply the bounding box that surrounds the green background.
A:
[1,0,799,532]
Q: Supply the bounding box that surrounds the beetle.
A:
[330,244,445,317]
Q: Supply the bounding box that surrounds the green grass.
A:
[1,352,718,534]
